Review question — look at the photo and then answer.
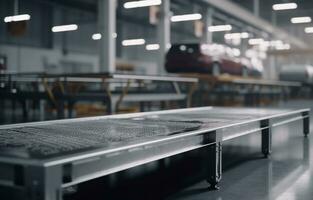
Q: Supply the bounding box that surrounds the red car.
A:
[165,43,251,76]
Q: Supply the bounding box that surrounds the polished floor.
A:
[168,100,313,200]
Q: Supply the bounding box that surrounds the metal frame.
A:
[0,73,198,120]
[0,106,309,199]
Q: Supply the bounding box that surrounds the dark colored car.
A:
[165,43,253,76]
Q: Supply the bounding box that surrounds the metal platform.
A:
[0,72,198,121]
[0,107,310,200]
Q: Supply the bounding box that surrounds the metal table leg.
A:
[24,166,63,200]
[206,142,222,190]
[302,111,310,137]
[261,119,272,158]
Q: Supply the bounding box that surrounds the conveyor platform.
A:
[0,107,310,200]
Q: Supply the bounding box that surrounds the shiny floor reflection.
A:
[168,100,313,200]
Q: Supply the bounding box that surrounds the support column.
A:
[261,119,272,157]
[24,166,63,200]
[302,111,310,136]
[98,0,116,73]
[206,142,222,190]
[253,0,260,17]
[202,7,214,44]
[157,0,171,74]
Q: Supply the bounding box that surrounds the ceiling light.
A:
[92,33,102,40]
[241,32,249,38]
[91,33,117,40]
[208,25,232,32]
[4,14,31,23]
[122,39,145,46]
[275,44,290,50]
[232,48,241,57]
[291,17,311,24]
[305,27,313,33]
[224,32,249,39]
[146,44,160,50]
[273,3,297,11]
[52,24,78,32]
[124,0,161,9]
[248,38,264,45]
[171,13,202,22]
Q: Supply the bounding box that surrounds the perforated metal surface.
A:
[0,118,202,158]
[0,107,296,160]
[155,108,287,123]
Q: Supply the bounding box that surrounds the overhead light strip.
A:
[124,0,161,9]
[272,3,297,11]
[91,33,117,40]
[146,43,160,50]
[208,25,232,32]
[291,17,311,24]
[305,27,313,33]
[248,38,264,45]
[52,24,78,32]
[171,13,202,22]
[92,33,102,40]
[4,14,31,23]
[122,39,146,46]
[224,32,249,39]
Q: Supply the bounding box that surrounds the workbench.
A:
[0,72,197,121]
[0,106,309,200]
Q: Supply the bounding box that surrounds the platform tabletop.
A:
[0,107,307,161]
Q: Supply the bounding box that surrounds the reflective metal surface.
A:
[168,101,313,200]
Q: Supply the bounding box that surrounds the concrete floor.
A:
[168,100,313,200]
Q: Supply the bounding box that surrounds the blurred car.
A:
[165,43,262,77]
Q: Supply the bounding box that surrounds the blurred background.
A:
[2,1,313,200]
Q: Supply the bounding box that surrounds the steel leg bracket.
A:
[24,165,63,200]
[261,119,272,158]
[206,142,222,190]
[302,111,310,137]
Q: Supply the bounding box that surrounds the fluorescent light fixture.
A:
[92,33,102,40]
[52,24,78,32]
[305,27,313,33]
[224,32,249,39]
[122,39,145,46]
[275,43,290,50]
[171,13,202,22]
[291,17,311,24]
[248,38,264,45]
[124,0,161,9]
[208,25,232,32]
[232,48,241,57]
[146,43,160,50]
[273,3,297,11]
[91,33,117,40]
[241,32,249,38]
[4,14,31,23]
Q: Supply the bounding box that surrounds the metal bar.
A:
[157,0,171,74]
[112,74,198,83]
[206,141,222,190]
[302,111,310,136]
[98,0,116,73]
[261,119,272,157]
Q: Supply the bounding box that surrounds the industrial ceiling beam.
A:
[199,0,309,49]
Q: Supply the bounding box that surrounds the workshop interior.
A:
[1,0,313,200]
